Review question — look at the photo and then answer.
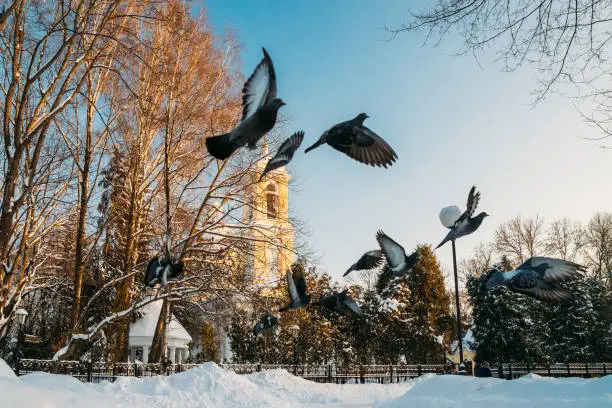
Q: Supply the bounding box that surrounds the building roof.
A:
[129,298,192,347]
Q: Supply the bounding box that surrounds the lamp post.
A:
[439,206,464,364]
[12,308,28,375]
[289,324,299,376]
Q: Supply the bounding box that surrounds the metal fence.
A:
[12,359,610,384]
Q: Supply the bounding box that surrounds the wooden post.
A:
[603,363,607,376]
[566,362,571,376]
[498,363,503,379]
[389,364,393,384]
[547,363,551,377]
[585,363,589,378]
[508,364,513,380]
[87,361,93,382]
[360,365,364,384]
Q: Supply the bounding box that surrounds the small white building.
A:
[128,299,192,364]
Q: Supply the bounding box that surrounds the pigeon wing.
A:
[346,127,398,168]
[344,250,384,276]
[481,268,507,291]
[242,48,277,121]
[532,287,572,302]
[292,267,308,301]
[286,270,299,303]
[376,230,406,269]
[453,186,480,227]
[259,131,304,181]
[144,257,162,287]
[518,257,585,283]
[340,295,362,317]
[401,250,419,274]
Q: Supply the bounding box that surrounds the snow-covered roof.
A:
[129,298,192,348]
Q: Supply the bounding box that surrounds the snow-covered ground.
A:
[0,359,610,407]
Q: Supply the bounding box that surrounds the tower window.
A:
[266,183,278,219]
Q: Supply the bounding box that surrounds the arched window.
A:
[266,183,278,219]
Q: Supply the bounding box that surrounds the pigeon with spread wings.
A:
[206,48,285,160]
[279,266,310,312]
[482,257,585,301]
[436,186,488,249]
[304,113,397,168]
[319,292,362,318]
[259,131,304,182]
[376,230,419,277]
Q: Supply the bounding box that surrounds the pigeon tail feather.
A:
[206,133,238,160]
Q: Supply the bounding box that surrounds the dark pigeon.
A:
[144,257,184,288]
[304,113,397,168]
[259,131,304,182]
[279,267,310,312]
[206,48,285,160]
[376,230,419,276]
[253,311,279,337]
[343,250,384,277]
[319,292,361,318]
[482,257,586,301]
[436,186,488,249]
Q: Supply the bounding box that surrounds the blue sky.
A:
[200,0,612,285]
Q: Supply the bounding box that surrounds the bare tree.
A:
[545,218,585,262]
[393,1,612,141]
[494,215,545,265]
[583,211,612,287]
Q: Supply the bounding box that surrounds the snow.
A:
[0,359,610,408]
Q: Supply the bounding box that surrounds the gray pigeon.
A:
[253,311,279,336]
[206,48,285,160]
[319,292,361,318]
[304,113,397,168]
[343,249,384,277]
[436,186,488,249]
[482,257,585,301]
[258,131,304,182]
[376,230,419,276]
[279,267,310,312]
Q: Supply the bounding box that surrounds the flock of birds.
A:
[142,48,586,338]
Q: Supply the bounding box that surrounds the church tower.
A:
[242,141,295,290]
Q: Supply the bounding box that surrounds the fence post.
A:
[566,362,571,376]
[256,364,261,373]
[585,363,589,378]
[603,363,607,376]
[359,365,364,384]
[87,361,93,382]
[498,363,503,379]
[547,363,551,377]
[417,364,422,377]
[526,361,530,374]
[327,364,332,383]
[508,364,513,380]
[389,364,393,384]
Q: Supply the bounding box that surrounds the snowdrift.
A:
[0,359,610,407]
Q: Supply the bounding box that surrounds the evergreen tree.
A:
[467,258,550,363]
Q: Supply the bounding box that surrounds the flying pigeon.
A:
[259,131,304,182]
[144,257,185,287]
[481,257,586,301]
[205,48,285,160]
[436,186,488,249]
[319,292,361,318]
[304,113,398,168]
[279,267,310,312]
[376,230,419,276]
[253,311,279,337]
[343,250,384,277]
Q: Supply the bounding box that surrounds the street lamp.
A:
[289,324,300,375]
[12,308,28,374]
[439,206,464,364]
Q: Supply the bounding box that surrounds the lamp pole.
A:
[12,309,28,375]
[451,239,464,364]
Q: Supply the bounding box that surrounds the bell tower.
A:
[242,141,295,289]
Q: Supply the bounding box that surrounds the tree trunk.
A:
[148,297,170,363]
